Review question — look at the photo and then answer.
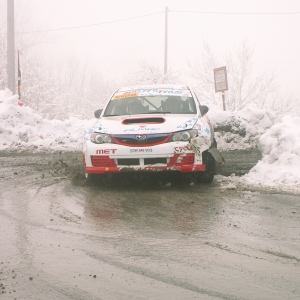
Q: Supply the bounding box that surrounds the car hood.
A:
[91,114,199,134]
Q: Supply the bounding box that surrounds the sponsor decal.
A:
[137,89,192,97]
[112,89,192,99]
[194,121,210,136]
[174,146,188,153]
[177,117,198,129]
[130,148,153,153]
[96,149,117,154]
[124,127,160,132]
[91,122,110,134]
[112,92,138,99]
[177,123,188,129]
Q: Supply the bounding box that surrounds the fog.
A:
[1,0,300,122]
[2,0,300,95]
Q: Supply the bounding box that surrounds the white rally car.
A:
[82,84,224,184]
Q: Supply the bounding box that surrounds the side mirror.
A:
[94,109,103,119]
[200,105,209,116]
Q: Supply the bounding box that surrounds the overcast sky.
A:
[2,0,300,95]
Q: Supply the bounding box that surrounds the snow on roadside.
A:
[208,108,276,150]
[214,115,300,194]
[0,90,95,151]
[241,115,300,194]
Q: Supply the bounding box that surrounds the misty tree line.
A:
[0,30,298,120]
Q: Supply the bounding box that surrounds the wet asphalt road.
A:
[0,151,299,300]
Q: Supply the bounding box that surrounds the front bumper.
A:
[83,141,208,174]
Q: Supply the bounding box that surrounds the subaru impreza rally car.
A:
[82,84,224,183]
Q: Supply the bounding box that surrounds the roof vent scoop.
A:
[123,117,165,125]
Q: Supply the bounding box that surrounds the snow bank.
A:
[0,90,95,151]
[242,115,300,193]
[209,108,276,150]
[0,89,19,106]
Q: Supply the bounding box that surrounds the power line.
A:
[1,9,300,35]
[170,9,300,15]
[19,11,165,34]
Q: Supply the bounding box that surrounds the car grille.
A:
[117,159,140,166]
[144,158,167,165]
[91,154,195,168]
[117,158,167,166]
[112,134,171,146]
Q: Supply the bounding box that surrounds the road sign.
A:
[214,66,228,93]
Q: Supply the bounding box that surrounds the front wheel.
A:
[85,173,99,185]
[194,151,216,184]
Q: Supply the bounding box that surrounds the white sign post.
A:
[213,66,228,111]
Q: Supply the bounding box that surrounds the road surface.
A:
[0,150,299,300]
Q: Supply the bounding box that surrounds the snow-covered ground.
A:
[1,89,300,194]
[0,90,94,152]
[209,108,276,150]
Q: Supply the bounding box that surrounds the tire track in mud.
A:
[83,250,247,300]
[261,250,300,264]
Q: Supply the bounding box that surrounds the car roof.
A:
[117,84,190,92]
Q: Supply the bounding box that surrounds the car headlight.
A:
[90,133,113,144]
[169,130,198,142]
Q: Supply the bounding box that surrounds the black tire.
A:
[85,173,99,185]
[194,150,216,184]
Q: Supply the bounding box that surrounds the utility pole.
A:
[164,6,168,75]
[7,0,15,94]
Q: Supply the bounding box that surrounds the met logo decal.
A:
[96,149,117,154]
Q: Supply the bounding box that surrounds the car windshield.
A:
[103,89,197,116]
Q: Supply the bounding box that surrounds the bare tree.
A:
[188,39,279,112]
[188,43,219,106]
[258,92,298,119]
[125,60,182,85]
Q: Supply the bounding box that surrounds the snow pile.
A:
[209,108,276,150]
[0,89,19,105]
[0,90,95,151]
[241,115,300,193]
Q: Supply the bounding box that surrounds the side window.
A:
[104,101,115,116]
[186,97,197,113]
[104,100,125,116]
[191,93,201,114]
